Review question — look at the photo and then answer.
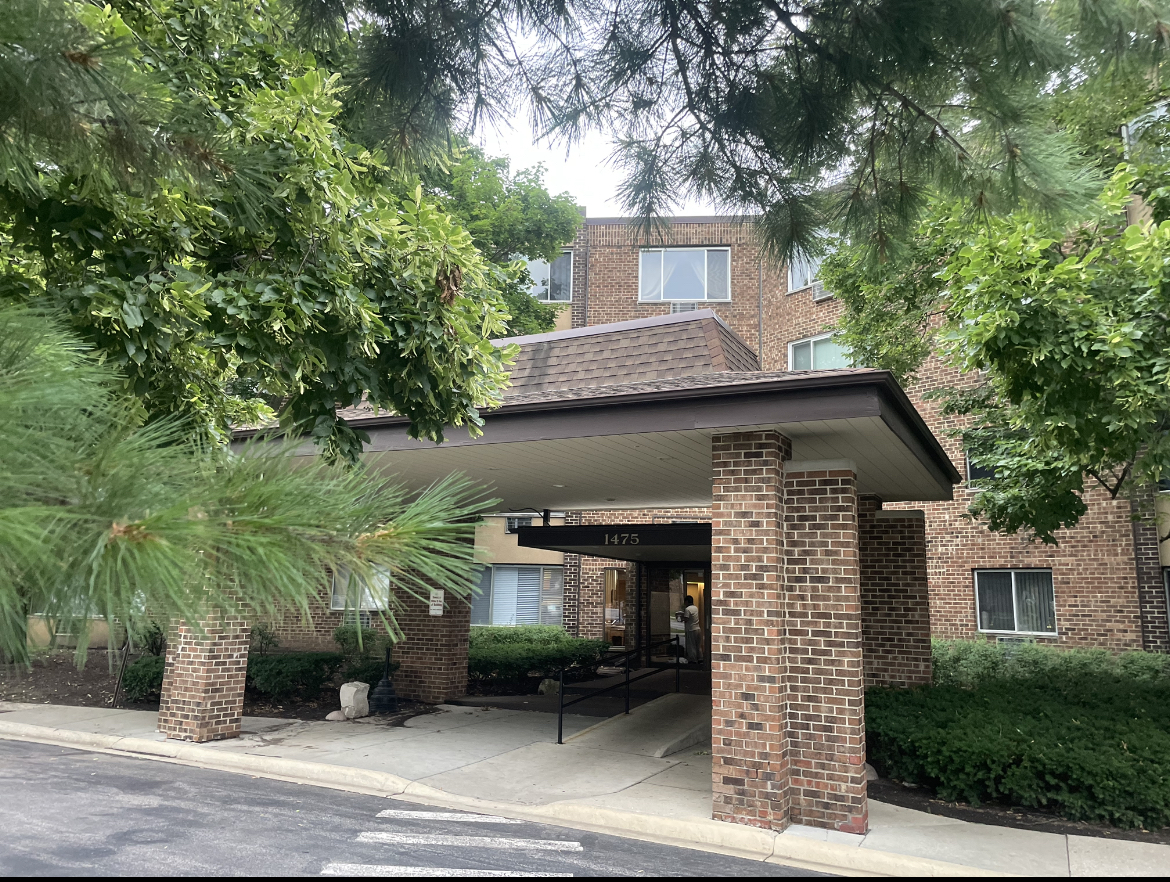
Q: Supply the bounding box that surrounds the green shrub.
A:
[468,625,608,684]
[121,655,166,702]
[867,676,1170,829]
[131,621,167,657]
[246,652,343,700]
[932,638,1170,688]
[345,658,400,686]
[249,623,280,656]
[333,625,393,681]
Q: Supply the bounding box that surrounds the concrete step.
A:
[564,693,711,758]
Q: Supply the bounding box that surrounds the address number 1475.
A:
[604,533,640,545]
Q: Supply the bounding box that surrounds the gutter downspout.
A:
[757,258,764,367]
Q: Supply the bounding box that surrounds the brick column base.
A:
[158,613,249,742]
[393,589,471,703]
[710,431,868,835]
[711,430,792,828]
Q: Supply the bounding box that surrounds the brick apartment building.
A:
[479,214,1170,653]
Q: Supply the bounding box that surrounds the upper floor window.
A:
[965,451,998,488]
[975,569,1057,635]
[527,251,573,302]
[788,253,824,293]
[789,332,850,370]
[639,247,731,302]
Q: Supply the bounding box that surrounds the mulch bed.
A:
[0,649,431,723]
[869,778,1170,845]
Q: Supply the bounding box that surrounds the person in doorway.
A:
[682,594,703,664]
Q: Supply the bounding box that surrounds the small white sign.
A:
[428,589,445,616]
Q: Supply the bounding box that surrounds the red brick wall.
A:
[569,220,784,356]
[393,590,470,703]
[267,582,470,703]
[710,430,793,829]
[158,613,250,742]
[859,498,932,687]
[782,466,868,834]
[1131,485,1170,652]
[768,282,1156,650]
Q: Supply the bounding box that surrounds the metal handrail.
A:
[556,637,683,745]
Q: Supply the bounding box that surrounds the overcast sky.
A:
[474,113,721,219]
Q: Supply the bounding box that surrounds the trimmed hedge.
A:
[121,654,166,702]
[246,652,343,700]
[869,650,1170,829]
[932,638,1170,688]
[468,626,608,684]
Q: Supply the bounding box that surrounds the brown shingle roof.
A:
[332,310,762,423]
[500,310,759,393]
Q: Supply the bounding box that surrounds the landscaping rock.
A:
[325,710,347,721]
[865,762,878,781]
[340,681,370,719]
[537,678,560,695]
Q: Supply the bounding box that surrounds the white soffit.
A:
[362,416,950,512]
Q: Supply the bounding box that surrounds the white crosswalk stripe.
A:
[321,864,571,877]
[375,810,525,823]
[355,831,584,851]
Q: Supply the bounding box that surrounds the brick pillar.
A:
[393,589,471,703]
[784,465,867,832]
[1131,485,1169,653]
[859,499,933,686]
[711,430,792,828]
[158,612,250,742]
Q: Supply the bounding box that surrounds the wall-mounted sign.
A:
[428,589,445,616]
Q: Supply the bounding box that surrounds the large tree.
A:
[1,0,516,462]
[289,0,1170,258]
[423,143,583,336]
[0,303,490,665]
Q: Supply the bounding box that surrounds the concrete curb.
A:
[0,720,1004,877]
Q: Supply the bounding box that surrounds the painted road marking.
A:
[356,832,584,852]
[375,810,525,823]
[321,864,571,877]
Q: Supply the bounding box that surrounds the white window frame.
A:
[973,568,1058,637]
[504,516,533,534]
[788,332,850,370]
[638,247,732,303]
[528,250,573,302]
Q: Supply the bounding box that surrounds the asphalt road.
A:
[0,740,822,877]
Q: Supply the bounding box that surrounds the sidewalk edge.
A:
[0,721,1005,877]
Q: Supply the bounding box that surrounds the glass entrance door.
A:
[647,566,708,666]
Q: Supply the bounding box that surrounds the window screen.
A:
[975,569,1057,634]
[639,248,732,301]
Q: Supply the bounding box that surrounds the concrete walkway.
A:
[1,698,1166,876]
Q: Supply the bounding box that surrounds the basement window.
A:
[974,569,1057,636]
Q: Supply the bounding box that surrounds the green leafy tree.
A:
[0,0,515,462]
[825,165,1170,545]
[0,303,492,666]
[423,144,582,337]
[289,0,1170,258]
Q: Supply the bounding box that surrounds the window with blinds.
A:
[975,569,1057,635]
[471,565,564,627]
